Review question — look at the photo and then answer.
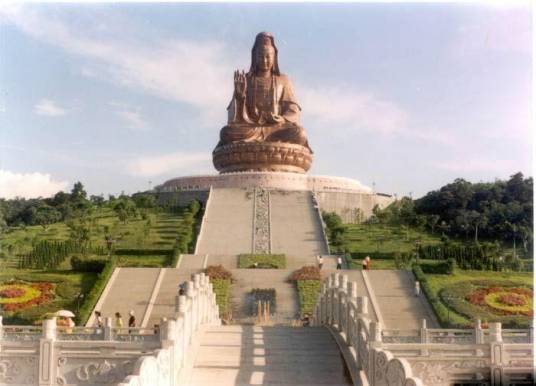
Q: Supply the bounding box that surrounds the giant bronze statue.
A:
[213,32,313,173]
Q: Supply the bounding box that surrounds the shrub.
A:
[238,254,286,269]
[290,266,321,281]
[206,265,233,281]
[168,201,202,267]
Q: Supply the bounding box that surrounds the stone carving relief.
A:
[253,188,271,254]
[0,356,38,385]
[55,357,135,384]
[410,360,490,386]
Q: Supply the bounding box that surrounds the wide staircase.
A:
[195,188,255,255]
[181,325,351,386]
[270,190,328,256]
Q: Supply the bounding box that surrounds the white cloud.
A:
[110,102,147,130]
[300,86,409,135]
[1,5,231,121]
[34,99,67,117]
[0,170,69,199]
[126,152,212,177]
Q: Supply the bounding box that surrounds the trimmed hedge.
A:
[238,254,286,269]
[169,201,202,267]
[70,256,107,272]
[76,256,118,325]
[297,280,321,318]
[419,259,455,275]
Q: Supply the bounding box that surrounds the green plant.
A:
[297,280,321,317]
[211,278,231,317]
[238,254,286,269]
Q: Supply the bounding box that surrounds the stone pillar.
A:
[420,319,428,343]
[357,296,369,316]
[489,322,503,343]
[369,321,382,348]
[178,295,188,367]
[186,280,196,333]
[39,319,57,386]
[489,322,504,386]
[474,319,484,344]
[103,317,113,341]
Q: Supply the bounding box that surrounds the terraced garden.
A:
[0,205,200,324]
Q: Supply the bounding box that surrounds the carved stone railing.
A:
[313,273,534,386]
[0,272,220,386]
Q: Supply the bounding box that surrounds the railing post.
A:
[420,319,428,343]
[0,315,3,340]
[489,322,504,386]
[346,281,357,345]
[333,274,340,326]
[369,321,382,348]
[178,295,188,367]
[474,319,484,344]
[103,317,113,341]
[39,318,57,386]
[186,280,196,336]
[338,275,348,332]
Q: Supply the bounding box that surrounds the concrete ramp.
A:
[195,188,254,255]
[365,270,439,329]
[86,267,161,327]
[270,190,328,256]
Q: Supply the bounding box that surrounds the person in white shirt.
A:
[336,256,342,270]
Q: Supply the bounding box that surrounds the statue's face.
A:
[256,46,275,73]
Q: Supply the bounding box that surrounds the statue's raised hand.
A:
[234,70,247,99]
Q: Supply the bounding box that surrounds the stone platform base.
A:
[156,171,371,193]
[155,172,395,223]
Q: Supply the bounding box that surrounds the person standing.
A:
[336,256,342,270]
[365,256,371,270]
[128,310,136,334]
[362,258,367,270]
[94,311,103,328]
[65,316,75,334]
[317,255,323,270]
[115,312,124,333]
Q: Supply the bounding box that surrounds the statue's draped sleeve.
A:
[275,75,301,125]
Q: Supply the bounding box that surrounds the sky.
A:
[0,2,533,199]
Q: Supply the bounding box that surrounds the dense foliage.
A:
[297,280,321,318]
[290,265,321,281]
[205,265,233,280]
[414,173,533,252]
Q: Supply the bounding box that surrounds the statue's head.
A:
[250,32,280,76]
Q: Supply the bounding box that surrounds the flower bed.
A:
[0,282,55,312]
[437,280,533,327]
[466,286,533,317]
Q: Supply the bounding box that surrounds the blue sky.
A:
[0,2,532,199]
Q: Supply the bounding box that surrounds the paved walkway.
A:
[181,325,351,386]
[365,270,439,329]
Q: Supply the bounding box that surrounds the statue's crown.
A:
[255,32,274,47]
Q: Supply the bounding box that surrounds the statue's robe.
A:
[221,74,308,147]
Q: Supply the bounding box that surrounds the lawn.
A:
[334,223,443,257]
